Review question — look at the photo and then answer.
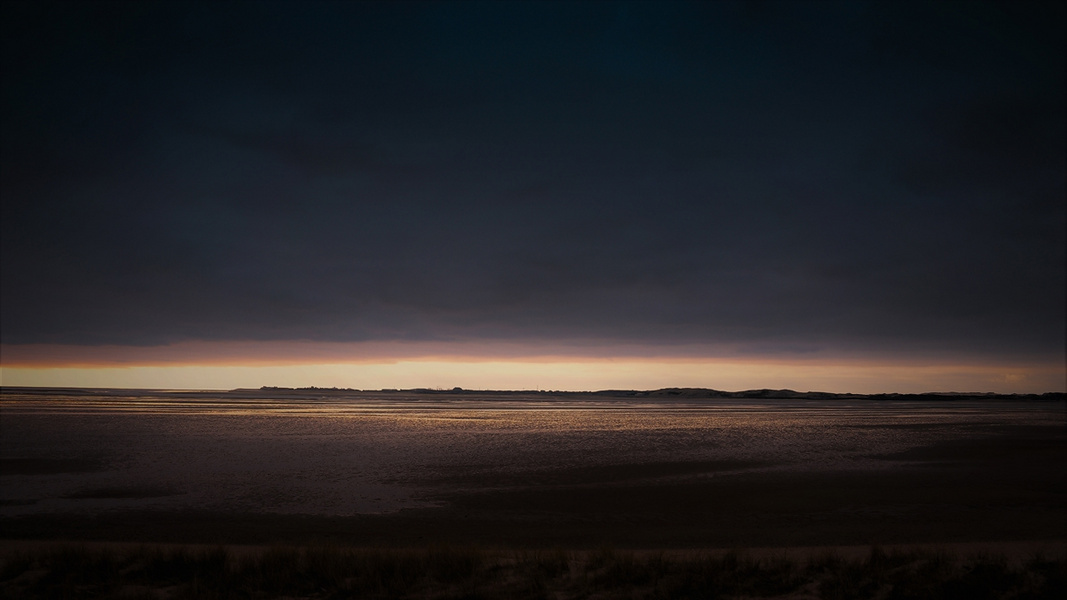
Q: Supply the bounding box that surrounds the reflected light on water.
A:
[2,390,1062,517]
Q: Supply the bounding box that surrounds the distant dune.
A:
[2,385,1063,402]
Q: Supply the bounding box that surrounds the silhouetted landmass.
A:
[1,385,1062,402]
[246,386,1060,402]
[251,385,1065,402]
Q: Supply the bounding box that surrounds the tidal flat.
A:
[1,387,1063,551]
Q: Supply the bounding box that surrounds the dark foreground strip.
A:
[1,544,1065,599]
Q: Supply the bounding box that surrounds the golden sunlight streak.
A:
[2,356,1063,394]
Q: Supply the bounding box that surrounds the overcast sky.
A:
[2,1,1064,380]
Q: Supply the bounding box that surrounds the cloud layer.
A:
[2,1,1064,365]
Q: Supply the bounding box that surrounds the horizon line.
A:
[2,384,1064,398]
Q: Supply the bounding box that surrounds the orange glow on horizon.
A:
[1,340,1063,394]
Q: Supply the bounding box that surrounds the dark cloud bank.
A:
[2,1,1064,363]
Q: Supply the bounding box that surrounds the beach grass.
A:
[1,543,1064,599]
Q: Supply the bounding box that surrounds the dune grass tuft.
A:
[1,543,1063,599]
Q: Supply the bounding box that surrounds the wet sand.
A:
[1,391,1063,551]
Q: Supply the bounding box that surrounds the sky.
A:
[2,0,1064,393]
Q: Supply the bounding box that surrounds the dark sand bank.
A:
[3,452,1063,549]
